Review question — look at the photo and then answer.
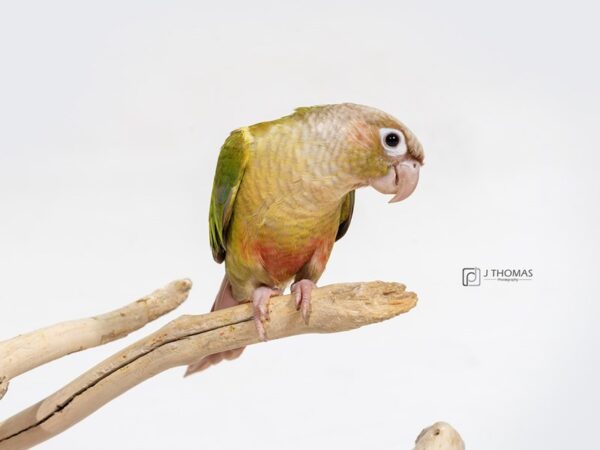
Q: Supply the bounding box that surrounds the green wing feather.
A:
[209,127,353,261]
[336,190,355,241]
[209,129,250,263]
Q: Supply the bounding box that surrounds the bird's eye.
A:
[385,132,400,147]
[379,128,407,157]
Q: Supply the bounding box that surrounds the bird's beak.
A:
[388,157,421,203]
[369,155,421,203]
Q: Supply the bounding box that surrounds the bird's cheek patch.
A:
[369,166,398,195]
[348,120,375,148]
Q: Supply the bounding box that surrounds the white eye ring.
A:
[379,128,407,157]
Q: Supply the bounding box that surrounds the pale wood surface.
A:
[0,279,192,401]
[413,421,465,450]
[0,281,416,450]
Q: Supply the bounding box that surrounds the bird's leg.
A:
[291,279,316,324]
[252,286,282,341]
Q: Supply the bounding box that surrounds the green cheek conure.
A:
[186,103,424,375]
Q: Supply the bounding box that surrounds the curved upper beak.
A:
[369,154,421,203]
[388,157,421,203]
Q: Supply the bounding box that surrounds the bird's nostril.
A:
[412,163,417,169]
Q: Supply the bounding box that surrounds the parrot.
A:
[186,103,424,375]
[413,422,465,450]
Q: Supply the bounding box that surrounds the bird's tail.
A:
[184,276,245,376]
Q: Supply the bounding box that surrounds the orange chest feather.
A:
[252,236,333,283]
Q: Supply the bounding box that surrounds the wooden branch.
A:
[0,281,416,450]
[0,279,192,401]
[414,421,465,450]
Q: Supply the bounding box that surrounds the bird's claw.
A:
[291,279,316,324]
[252,287,281,341]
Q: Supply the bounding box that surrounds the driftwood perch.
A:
[0,280,416,450]
[413,421,465,450]
[0,279,193,402]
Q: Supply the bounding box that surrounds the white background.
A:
[1,1,599,449]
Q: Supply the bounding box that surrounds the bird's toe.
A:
[291,279,316,324]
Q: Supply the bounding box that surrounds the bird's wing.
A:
[335,189,355,241]
[209,129,250,263]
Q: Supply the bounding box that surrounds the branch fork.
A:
[0,279,416,449]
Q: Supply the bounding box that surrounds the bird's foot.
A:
[252,286,281,341]
[291,279,316,324]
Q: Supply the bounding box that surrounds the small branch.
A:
[0,379,7,402]
[0,281,416,450]
[0,279,192,401]
[413,421,465,450]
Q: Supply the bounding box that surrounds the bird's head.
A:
[369,124,424,203]
[341,104,424,203]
